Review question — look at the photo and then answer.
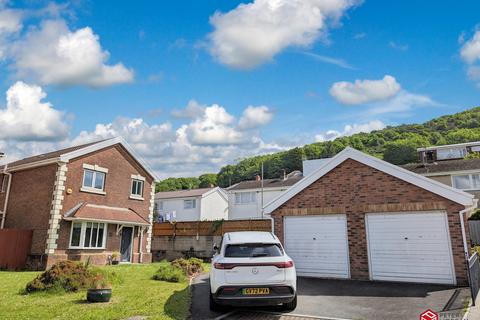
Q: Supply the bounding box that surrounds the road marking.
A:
[213,310,237,320]
[213,309,353,320]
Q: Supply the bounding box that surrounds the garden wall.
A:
[151,219,271,261]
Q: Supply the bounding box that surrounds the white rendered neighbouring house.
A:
[227,172,303,220]
[154,187,228,222]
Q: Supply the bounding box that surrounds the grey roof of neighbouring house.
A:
[154,188,214,200]
[0,140,103,169]
[401,158,480,175]
[227,176,303,191]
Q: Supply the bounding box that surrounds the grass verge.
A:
[0,262,191,320]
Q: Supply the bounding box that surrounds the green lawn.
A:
[0,262,193,320]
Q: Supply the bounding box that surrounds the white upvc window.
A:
[436,147,467,160]
[234,192,257,205]
[452,173,480,191]
[81,164,108,195]
[130,174,145,200]
[69,221,107,249]
[184,199,196,209]
[131,179,144,197]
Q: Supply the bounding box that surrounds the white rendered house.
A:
[154,187,228,222]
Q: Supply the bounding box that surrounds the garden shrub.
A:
[25,260,122,294]
[469,209,480,221]
[25,261,93,293]
[171,258,204,276]
[152,264,185,283]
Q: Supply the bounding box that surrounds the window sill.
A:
[80,187,106,195]
[129,195,144,201]
[68,246,106,250]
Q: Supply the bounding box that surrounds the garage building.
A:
[264,147,477,285]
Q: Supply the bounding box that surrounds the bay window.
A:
[69,222,107,249]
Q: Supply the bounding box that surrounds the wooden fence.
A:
[153,219,271,237]
[470,221,480,245]
[0,229,33,270]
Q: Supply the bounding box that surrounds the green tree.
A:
[199,173,218,188]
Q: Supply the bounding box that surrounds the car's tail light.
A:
[274,260,294,268]
[214,260,294,269]
[214,263,236,270]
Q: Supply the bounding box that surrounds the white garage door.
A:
[284,215,350,278]
[366,211,455,285]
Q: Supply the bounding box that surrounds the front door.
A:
[120,227,133,262]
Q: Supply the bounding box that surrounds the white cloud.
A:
[0,8,22,34]
[368,91,438,115]
[330,75,401,105]
[208,0,358,69]
[170,100,205,119]
[0,7,22,59]
[460,30,480,86]
[301,51,354,69]
[10,19,133,87]
[238,105,274,130]
[0,81,68,141]
[0,98,280,177]
[315,120,386,142]
[185,104,245,145]
[388,41,408,51]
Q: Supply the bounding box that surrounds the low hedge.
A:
[153,258,204,283]
[25,260,122,294]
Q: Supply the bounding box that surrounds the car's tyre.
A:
[282,294,297,311]
[209,292,222,312]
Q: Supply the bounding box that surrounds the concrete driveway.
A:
[190,274,469,320]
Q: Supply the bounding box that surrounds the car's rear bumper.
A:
[214,294,295,306]
[213,285,296,306]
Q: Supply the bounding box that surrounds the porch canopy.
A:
[63,202,150,226]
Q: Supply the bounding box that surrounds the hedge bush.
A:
[25,261,122,294]
[152,264,186,283]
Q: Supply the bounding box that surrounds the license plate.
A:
[242,288,270,295]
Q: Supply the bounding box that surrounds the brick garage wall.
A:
[271,159,470,285]
[53,145,153,266]
[4,165,57,255]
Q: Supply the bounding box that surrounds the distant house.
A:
[0,137,158,269]
[403,141,480,199]
[154,187,228,222]
[227,172,302,220]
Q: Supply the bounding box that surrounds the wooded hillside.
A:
[156,106,480,191]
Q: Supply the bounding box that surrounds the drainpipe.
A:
[139,226,144,263]
[0,163,12,229]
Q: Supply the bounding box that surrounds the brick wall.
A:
[3,165,57,255]
[271,159,470,284]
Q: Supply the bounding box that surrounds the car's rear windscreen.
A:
[224,243,283,258]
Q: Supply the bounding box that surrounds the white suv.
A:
[209,231,297,311]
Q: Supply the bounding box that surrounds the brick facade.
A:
[4,165,58,256]
[3,144,154,269]
[271,159,471,285]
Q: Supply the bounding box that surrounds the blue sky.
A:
[0,0,479,177]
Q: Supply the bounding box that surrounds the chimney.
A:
[255,175,261,181]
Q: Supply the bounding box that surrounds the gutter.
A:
[0,163,12,229]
